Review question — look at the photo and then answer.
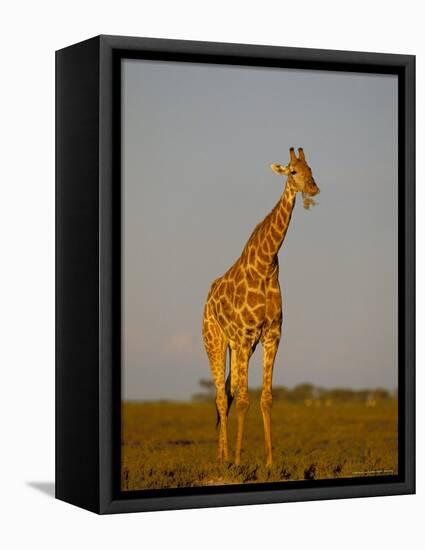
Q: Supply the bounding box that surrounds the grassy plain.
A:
[121,399,398,491]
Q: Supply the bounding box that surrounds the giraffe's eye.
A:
[290,170,296,175]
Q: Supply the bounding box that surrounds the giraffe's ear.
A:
[270,163,290,176]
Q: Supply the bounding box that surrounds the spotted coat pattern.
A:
[202,148,319,466]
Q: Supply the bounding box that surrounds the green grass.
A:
[121,399,398,491]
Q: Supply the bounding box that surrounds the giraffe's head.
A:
[270,147,320,203]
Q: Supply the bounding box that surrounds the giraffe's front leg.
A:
[216,385,229,462]
[261,338,279,467]
[234,349,250,466]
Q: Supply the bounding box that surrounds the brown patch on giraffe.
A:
[266,235,274,250]
[270,224,280,242]
[227,280,235,296]
[245,273,258,289]
[256,263,269,277]
[244,327,256,339]
[234,268,244,285]
[253,304,266,319]
[267,277,281,291]
[248,265,264,282]
[214,300,222,314]
[216,282,225,298]
[261,246,271,260]
[257,247,269,264]
[217,314,227,327]
[241,307,257,326]
[269,290,282,305]
[246,291,262,308]
[223,299,234,321]
[236,282,246,294]
[266,293,281,320]
[227,325,237,340]
[233,312,243,327]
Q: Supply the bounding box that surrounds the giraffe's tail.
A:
[215,347,235,428]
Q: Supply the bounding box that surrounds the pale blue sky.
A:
[122,59,398,401]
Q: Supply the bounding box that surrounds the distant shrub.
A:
[192,379,395,404]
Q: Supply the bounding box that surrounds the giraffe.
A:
[202,147,319,467]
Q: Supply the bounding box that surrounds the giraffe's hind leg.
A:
[202,313,229,462]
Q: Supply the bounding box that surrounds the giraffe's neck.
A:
[242,179,297,276]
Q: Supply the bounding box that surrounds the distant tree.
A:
[273,386,290,401]
[249,387,262,400]
[198,379,215,392]
[355,390,370,402]
[373,388,390,400]
[191,379,396,404]
[326,388,355,402]
[290,383,315,402]
[191,379,215,402]
[191,392,212,403]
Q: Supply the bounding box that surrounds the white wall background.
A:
[0,1,423,548]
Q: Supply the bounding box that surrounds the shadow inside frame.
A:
[117,473,403,501]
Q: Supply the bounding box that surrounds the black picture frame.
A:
[56,35,415,514]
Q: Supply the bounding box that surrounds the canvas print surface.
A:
[121,59,398,491]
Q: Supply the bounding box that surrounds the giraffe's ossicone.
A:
[202,147,320,467]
